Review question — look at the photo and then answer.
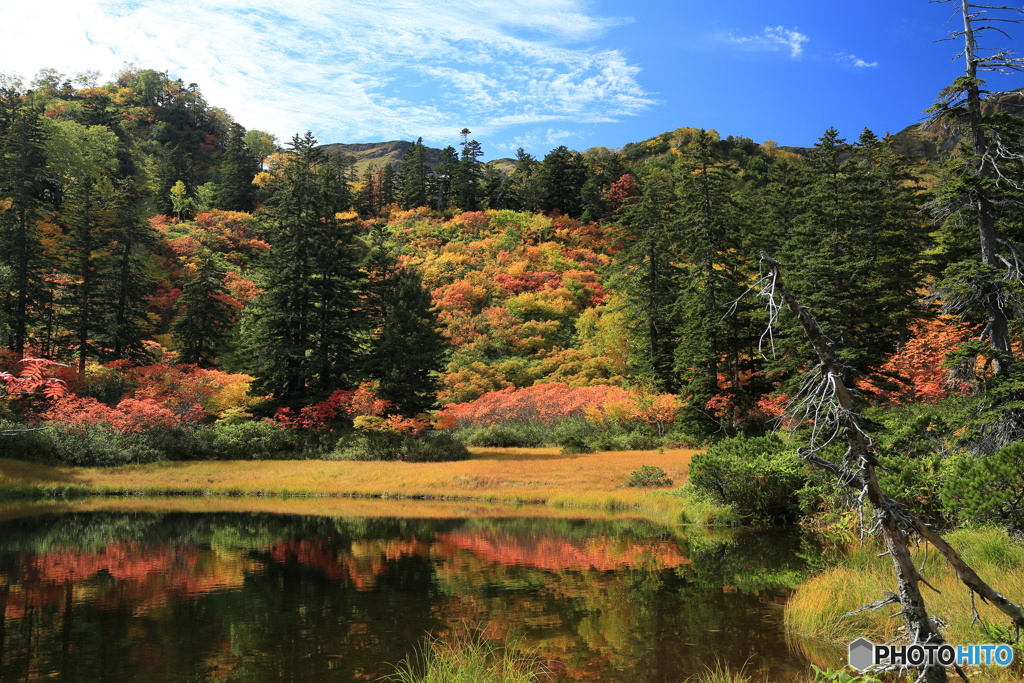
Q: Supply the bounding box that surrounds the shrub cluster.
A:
[334,430,470,462]
[688,435,807,523]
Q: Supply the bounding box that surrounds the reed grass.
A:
[785,528,1024,681]
[686,660,766,683]
[384,628,551,683]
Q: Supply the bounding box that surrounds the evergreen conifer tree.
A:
[362,224,445,415]
[173,248,234,367]
[250,132,365,401]
[0,88,50,356]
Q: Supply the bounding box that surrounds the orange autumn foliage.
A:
[436,382,678,430]
[43,391,203,432]
[0,357,69,401]
[858,319,977,403]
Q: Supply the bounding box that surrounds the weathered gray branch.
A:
[759,254,1024,682]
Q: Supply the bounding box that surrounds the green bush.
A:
[625,465,673,488]
[941,442,1024,531]
[457,423,546,448]
[337,430,471,462]
[195,421,312,460]
[689,435,807,523]
[40,424,163,467]
[866,403,953,524]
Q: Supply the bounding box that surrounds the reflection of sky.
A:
[8,1,1020,157]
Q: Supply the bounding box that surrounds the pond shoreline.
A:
[0,447,735,525]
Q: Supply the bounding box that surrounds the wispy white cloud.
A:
[497,128,578,153]
[0,0,652,149]
[723,25,810,58]
[836,53,879,68]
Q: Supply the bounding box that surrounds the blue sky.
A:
[3,0,1023,158]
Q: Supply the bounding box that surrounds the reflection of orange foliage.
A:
[6,543,256,618]
[266,538,430,590]
[436,530,689,571]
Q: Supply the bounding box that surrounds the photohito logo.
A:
[848,638,1015,671]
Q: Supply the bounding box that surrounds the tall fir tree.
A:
[172,248,235,367]
[611,167,681,392]
[250,132,365,402]
[214,123,260,212]
[0,88,50,356]
[455,129,484,211]
[432,146,458,211]
[396,138,429,209]
[362,224,446,415]
[670,130,749,434]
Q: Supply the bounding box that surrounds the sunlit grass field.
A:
[0,447,729,524]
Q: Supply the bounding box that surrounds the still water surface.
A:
[0,503,827,681]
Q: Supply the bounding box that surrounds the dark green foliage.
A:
[432,146,459,211]
[625,465,673,488]
[670,129,751,435]
[768,128,928,385]
[611,168,681,392]
[579,149,629,222]
[864,402,961,524]
[538,145,586,216]
[214,123,260,212]
[172,249,235,366]
[249,132,365,401]
[0,423,164,467]
[361,226,446,415]
[942,442,1024,531]
[336,430,470,462]
[689,435,807,523]
[455,130,484,211]
[0,419,336,465]
[553,419,595,454]
[98,177,157,364]
[195,421,320,460]
[396,138,430,209]
[507,148,541,212]
[0,88,50,356]
[454,423,547,448]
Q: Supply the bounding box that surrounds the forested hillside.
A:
[2,59,1024,536]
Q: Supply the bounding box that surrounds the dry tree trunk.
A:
[758,254,1024,682]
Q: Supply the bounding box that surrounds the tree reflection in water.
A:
[0,510,819,681]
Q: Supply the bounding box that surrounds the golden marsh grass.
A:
[784,528,1024,681]
[0,447,725,524]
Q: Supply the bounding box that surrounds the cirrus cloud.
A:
[723,25,810,58]
[1,0,653,149]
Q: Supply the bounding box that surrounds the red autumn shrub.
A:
[272,382,391,432]
[436,382,678,431]
[42,391,201,432]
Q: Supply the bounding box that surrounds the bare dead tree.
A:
[756,254,1023,683]
[931,0,1024,375]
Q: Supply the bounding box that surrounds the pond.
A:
[0,500,831,681]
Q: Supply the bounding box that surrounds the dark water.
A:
[0,506,822,681]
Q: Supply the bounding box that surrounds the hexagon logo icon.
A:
[848,638,875,671]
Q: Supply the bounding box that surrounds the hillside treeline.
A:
[2,64,1024,533]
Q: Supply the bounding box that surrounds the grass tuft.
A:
[384,627,551,683]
